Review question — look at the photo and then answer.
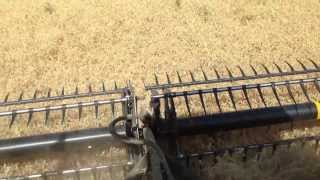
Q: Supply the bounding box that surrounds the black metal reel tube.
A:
[159,101,320,136]
[0,127,125,156]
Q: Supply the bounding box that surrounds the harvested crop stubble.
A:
[1,0,320,179]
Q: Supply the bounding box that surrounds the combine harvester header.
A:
[1,60,320,180]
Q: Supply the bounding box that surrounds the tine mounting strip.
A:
[0,98,128,119]
[178,135,320,160]
[152,78,320,101]
[0,86,128,107]
[145,61,320,90]
[1,162,133,180]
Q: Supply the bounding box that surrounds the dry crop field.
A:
[1,0,320,179]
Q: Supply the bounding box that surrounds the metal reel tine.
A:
[261,64,271,74]
[213,88,222,113]
[61,104,66,124]
[45,107,50,125]
[271,82,282,106]
[102,81,106,92]
[27,108,33,126]
[75,86,79,95]
[183,92,192,117]
[189,71,196,82]
[297,60,307,70]
[176,71,182,83]
[284,61,295,72]
[299,80,311,102]
[47,88,52,98]
[198,90,207,115]
[19,91,24,101]
[33,89,38,99]
[257,84,267,107]
[4,93,9,103]
[214,68,221,79]
[9,110,17,128]
[250,65,258,76]
[242,85,252,109]
[201,67,208,81]
[308,58,320,70]
[114,81,118,90]
[228,87,237,111]
[166,72,171,84]
[237,66,246,77]
[225,67,233,78]
[274,63,283,73]
[88,84,93,93]
[314,78,320,93]
[61,87,65,96]
[95,101,99,119]
[154,74,159,85]
[285,82,297,105]
[111,99,115,118]
[78,102,83,120]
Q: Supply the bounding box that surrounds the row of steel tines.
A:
[149,60,320,117]
[147,59,320,90]
[177,135,320,171]
[1,161,133,180]
[146,60,320,170]
[0,82,131,128]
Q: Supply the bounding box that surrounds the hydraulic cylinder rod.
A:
[162,101,320,136]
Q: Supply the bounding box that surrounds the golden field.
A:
[1,0,320,179]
